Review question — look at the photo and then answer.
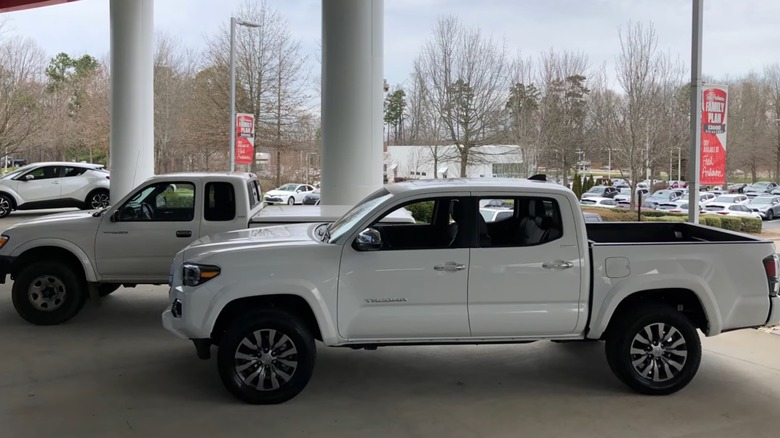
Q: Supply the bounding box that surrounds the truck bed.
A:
[585,222,763,244]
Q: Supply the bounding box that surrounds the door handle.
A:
[176,230,192,238]
[434,262,466,272]
[542,260,574,270]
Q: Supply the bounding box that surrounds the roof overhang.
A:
[0,0,79,13]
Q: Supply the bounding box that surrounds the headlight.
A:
[182,263,221,287]
[0,235,9,250]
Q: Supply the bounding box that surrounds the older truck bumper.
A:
[0,255,14,284]
[768,296,780,326]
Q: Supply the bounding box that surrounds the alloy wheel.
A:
[28,275,67,312]
[234,329,299,391]
[629,322,688,383]
[91,193,110,209]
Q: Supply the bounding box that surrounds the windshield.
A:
[651,190,671,197]
[276,184,297,192]
[751,196,773,204]
[713,196,736,203]
[586,186,604,193]
[1,164,36,180]
[751,182,770,188]
[327,188,393,243]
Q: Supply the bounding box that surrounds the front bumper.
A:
[264,196,283,203]
[0,255,15,284]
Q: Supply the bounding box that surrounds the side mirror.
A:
[156,196,167,208]
[24,174,34,181]
[353,228,382,251]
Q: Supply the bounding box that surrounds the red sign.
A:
[235,113,255,165]
[700,85,728,186]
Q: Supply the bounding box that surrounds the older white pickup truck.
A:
[0,172,413,325]
[164,177,780,404]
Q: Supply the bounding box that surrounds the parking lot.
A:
[1,212,780,437]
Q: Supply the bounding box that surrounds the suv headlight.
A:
[182,263,221,287]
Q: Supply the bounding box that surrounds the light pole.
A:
[229,17,262,172]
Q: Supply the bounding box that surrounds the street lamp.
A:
[229,17,262,172]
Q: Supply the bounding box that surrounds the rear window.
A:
[248,180,262,209]
[205,182,236,222]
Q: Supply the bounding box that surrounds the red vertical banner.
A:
[700,85,728,186]
[235,113,255,165]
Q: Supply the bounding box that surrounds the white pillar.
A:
[321,0,384,206]
[109,0,155,203]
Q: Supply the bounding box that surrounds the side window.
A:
[205,182,236,222]
[354,197,465,251]
[63,167,87,177]
[476,196,563,248]
[23,166,59,180]
[247,180,261,209]
[117,182,195,222]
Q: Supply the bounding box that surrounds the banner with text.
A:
[235,113,255,165]
[700,84,728,186]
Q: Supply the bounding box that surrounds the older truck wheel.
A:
[605,304,702,395]
[217,310,316,404]
[12,261,88,325]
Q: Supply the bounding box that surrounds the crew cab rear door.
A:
[467,193,585,337]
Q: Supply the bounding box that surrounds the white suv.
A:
[0,162,110,218]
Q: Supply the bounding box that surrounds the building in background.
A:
[385,145,528,182]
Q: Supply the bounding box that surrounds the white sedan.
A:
[579,197,618,209]
[264,183,317,205]
[702,203,761,219]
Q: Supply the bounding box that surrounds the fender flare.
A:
[0,189,21,208]
[11,238,99,282]
[204,281,339,345]
[587,275,723,339]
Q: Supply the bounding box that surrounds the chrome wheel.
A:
[629,322,688,383]
[28,275,67,312]
[90,192,110,209]
[234,329,298,391]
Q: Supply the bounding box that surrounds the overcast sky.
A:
[3,0,779,90]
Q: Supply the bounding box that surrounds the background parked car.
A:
[710,194,750,205]
[656,200,692,214]
[703,203,761,219]
[744,181,777,198]
[579,197,618,208]
[582,212,603,222]
[643,189,682,207]
[302,189,321,205]
[0,161,110,218]
[748,195,780,220]
[580,185,619,200]
[479,207,514,222]
[263,183,316,205]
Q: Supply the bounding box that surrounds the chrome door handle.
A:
[542,260,574,270]
[434,262,466,272]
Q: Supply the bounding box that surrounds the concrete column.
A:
[109,0,155,203]
[321,0,384,206]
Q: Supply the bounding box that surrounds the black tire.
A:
[82,189,110,210]
[12,261,88,325]
[0,193,13,218]
[217,310,316,404]
[287,197,295,206]
[605,304,701,395]
[768,210,774,221]
[98,283,121,297]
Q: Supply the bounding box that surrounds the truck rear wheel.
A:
[217,310,316,404]
[605,304,701,395]
[12,262,88,325]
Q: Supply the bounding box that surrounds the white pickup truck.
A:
[163,177,780,404]
[0,172,413,325]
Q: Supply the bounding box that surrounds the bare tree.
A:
[0,36,47,160]
[413,16,510,177]
[765,64,780,180]
[506,54,541,176]
[154,33,194,173]
[728,75,771,182]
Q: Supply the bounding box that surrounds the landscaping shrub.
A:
[716,216,742,231]
[405,201,434,223]
[700,215,722,228]
[740,217,762,233]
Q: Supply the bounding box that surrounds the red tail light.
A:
[716,211,729,215]
[764,254,779,297]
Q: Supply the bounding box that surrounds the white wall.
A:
[386,145,527,180]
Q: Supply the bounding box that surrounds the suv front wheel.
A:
[217,310,316,404]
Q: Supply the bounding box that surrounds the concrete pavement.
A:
[0,288,779,438]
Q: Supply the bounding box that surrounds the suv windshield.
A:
[713,196,737,203]
[750,196,774,204]
[327,188,393,243]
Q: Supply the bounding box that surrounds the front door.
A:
[337,196,472,340]
[468,194,584,337]
[16,165,62,204]
[95,181,201,282]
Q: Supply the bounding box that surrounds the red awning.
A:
[0,0,79,13]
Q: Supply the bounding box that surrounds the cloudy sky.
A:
[3,0,779,90]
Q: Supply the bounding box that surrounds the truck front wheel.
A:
[12,262,88,325]
[217,310,316,404]
[605,305,701,395]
